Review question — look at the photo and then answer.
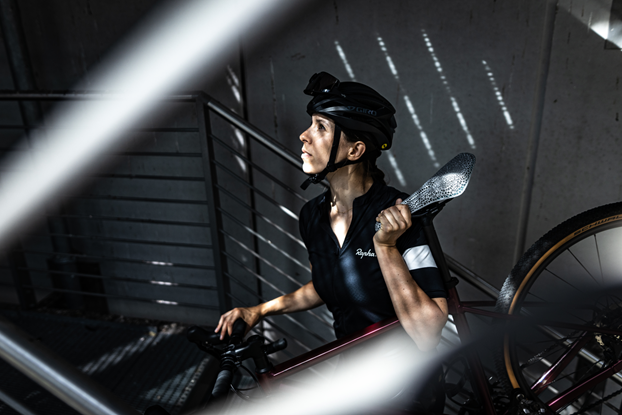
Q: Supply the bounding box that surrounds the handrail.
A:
[445,254,500,299]
[199,92,330,188]
[0,90,494,302]
[199,92,302,169]
[0,90,326,189]
[0,315,140,415]
[0,89,499,415]
[0,387,39,415]
[0,90,197,102]
[0,90,499,305]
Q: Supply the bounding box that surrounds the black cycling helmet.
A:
[300,71,397,190]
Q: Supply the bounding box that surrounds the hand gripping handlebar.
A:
[186,319,287,399]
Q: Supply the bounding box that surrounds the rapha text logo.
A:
[355,248,376,259]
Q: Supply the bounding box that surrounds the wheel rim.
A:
[504,214,622,413]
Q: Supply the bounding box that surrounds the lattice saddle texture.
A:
[375,153,475,231]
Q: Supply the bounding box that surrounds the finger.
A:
[385,207,407,230]
[395,198,403,205]
[401,206,412,227]
[394,204,412,224]
[390,203,410,219]
[219,321,227,340]
[380,209,397,231]
[215,315,224,333]
[220,317,231,340]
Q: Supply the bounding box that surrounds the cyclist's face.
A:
[299,114,347,175]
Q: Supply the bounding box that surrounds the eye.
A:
[317,122,326,131]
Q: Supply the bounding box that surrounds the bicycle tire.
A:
[495,202,622,414]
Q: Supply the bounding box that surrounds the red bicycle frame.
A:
[255,214,622,414]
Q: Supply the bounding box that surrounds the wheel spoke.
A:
[544,267,582,292]
[594,235,604,286]
[500,205,622,415]
[568,247,601,288]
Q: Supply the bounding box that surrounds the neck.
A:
[326,164,373,212]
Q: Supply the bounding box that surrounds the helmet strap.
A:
[300,125,376,190]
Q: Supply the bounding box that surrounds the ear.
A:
[346,141,367,162]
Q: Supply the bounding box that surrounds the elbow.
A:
[401,309,448,352]
[413,331,442,352]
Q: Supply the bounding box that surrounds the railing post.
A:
[196,98,232,313]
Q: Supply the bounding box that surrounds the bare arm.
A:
[258,279,324,316]
[215,280,324,339]
[374,199,449,351]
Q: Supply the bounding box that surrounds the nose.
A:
[299,126,311,143]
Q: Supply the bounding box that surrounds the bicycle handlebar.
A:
[264,338,287,355]
[186,318,287,400]
[228,318,247,345]
[187,318,247,346]
[211,356,236,398]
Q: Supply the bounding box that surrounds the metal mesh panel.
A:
[0,309,213,415]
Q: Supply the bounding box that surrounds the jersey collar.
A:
[317,179,385,218]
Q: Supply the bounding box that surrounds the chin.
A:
[301,162,319,175]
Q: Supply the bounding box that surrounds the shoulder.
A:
[300,190,326,221]
[299,190,328,243]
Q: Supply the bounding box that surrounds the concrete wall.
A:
[242,0,622,291]
[0,0,620,335]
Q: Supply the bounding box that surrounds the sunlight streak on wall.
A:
[403,95,439,168]
[227,66,242,104]
[387,151,407,186]
[334,41,356,81]
[421,30,476,149]
[226,66,247,172]
[377,37,400,79]
[376,36,439,169]
[231,126,248,173]
[482,60,515,130]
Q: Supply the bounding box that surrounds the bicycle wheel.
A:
[495,202,622,415]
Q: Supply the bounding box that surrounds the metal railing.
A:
[0,91,499,348]
[0,90,339,355]
[0,90,501,414]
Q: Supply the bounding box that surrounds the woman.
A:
[216,72,448,411]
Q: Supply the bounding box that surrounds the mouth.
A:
[301,149,312,159]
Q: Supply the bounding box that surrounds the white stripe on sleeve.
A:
[402,245,437,270]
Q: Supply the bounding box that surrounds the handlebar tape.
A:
[212,358,236,398]
[186,326,215,344]
[264,338,287,354]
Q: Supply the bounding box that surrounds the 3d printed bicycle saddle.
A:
[375,153,475,231]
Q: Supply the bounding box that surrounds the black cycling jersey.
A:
[299,180,447,339]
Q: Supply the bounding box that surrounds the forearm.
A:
[257,281,324,317]
[374,244,448,351]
